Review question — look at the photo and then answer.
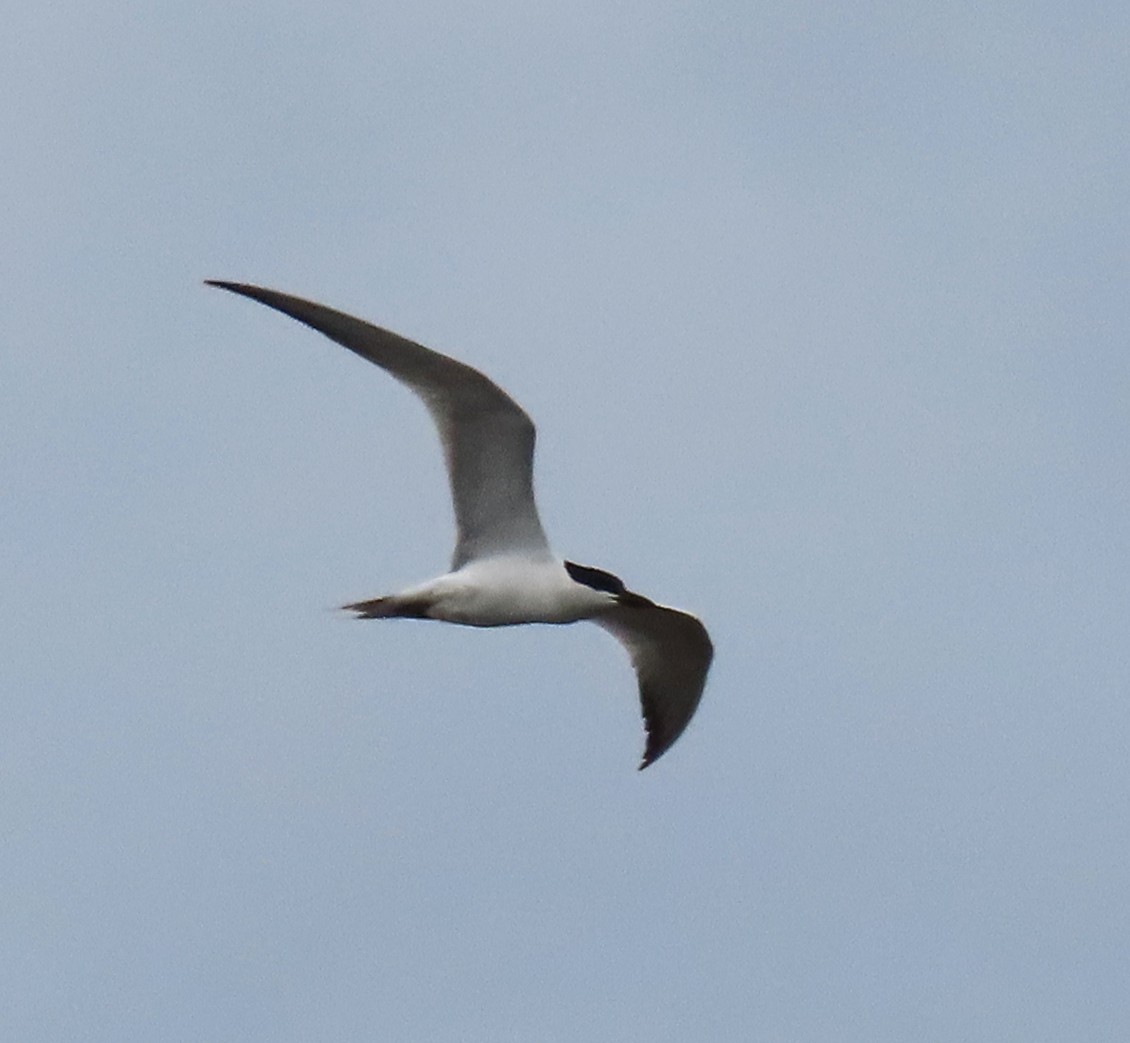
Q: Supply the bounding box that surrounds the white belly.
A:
[411,557,613,626]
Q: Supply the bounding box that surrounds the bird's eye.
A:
[565,561,626,594]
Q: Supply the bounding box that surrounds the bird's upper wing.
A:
[595,601,714,769]
[207,281,551,568]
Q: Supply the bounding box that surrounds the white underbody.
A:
[396,555,616,627]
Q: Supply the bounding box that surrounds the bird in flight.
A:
[207,281,713,768]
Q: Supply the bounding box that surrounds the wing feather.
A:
[596,602,713,769]
[206,281,550,567]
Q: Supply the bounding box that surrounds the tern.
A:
[207,281,713,768]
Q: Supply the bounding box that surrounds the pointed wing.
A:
[206,281,551,568]
[596,602,714,769]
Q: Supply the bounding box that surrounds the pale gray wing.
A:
[207,281,551,568]
[595,602,714,769]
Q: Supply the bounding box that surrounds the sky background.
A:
[3,2,1128,1040]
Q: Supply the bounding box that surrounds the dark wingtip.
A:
[637,743,663,771]
[637,686,685,770]
[205,280,295,313]
[637,725,665,771]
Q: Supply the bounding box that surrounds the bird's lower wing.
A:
[595,602,714,769]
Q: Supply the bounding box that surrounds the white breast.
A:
[418,557,614,627]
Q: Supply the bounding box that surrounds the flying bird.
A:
[207,281,712,768]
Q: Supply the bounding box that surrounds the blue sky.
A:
[3,2,1128,1039]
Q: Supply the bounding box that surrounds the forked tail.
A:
[342,595,432,620]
